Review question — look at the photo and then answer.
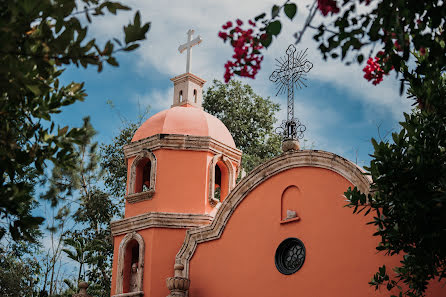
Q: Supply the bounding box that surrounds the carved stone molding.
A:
[124,134,242,164]
[125,190,155,204]
[116,232,145,295]
[112,292,143,297]
[208,154,236,207]
[111,212,214,236]
[169,150,372,280]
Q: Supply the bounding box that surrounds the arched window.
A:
[193,89,197,103]
[179,90,183,102]
[116,232,145,295]
[135,158,152,193]
[208,155,235,206]
[214,163,222,201]
[126,150,157,203]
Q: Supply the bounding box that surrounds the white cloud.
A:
[131,87,174,112]
[86,0,412,163]
[87,0,410,118]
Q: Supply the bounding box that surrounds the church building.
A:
[109,30,445,297]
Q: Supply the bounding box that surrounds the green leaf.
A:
[284,3,297,20]
[254,13,266,21]
[27,85,41,95]
[260,34,273,48]
[124,44,140,51]
[58,126,68,136]
[271,5,280,18]
[267,20,282,36]
[107,57,119,66]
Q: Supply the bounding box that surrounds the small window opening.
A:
[123,240,140,293]
[142,161,151,192]
[214,164,222,201]
[135,159,151,193]
[193,89,197,103]
[179,90,183,102]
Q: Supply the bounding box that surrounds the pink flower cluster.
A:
[317,0,340,16]
[362,52,389,85]
[218,19,264,83]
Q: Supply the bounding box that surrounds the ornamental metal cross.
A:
[270,45,313,140]
[178,29,202,73]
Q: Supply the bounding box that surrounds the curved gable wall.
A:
[173,150,444,297]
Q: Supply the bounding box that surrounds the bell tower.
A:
[110,29,242,297]
[171,73,205,108]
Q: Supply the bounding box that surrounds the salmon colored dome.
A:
[131,105,236,148]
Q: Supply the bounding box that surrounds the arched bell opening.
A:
[134,159,152,193]
[127,150,157,199]
[193,89,197,103]
[179,90,183,102]
[209,155,234,206]
[214,161,229,201]
[123,239,140,293]
[116,232,145,295]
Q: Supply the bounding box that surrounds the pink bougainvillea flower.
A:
[219,18,264,83]
[362,52,390,85]
[317,0,340,16]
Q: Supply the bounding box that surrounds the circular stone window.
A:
[275,237,306,275]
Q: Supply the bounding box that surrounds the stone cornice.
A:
[125,190,155,204]
[170,72,206,85]
[123,134,242,163]
[111,212,214,236]
[170,150,372,280]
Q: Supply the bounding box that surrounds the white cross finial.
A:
[178,29,202,73]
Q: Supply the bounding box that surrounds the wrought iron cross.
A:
[178,29,202,73]
[270,45,313,140]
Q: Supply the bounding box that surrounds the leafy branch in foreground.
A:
[0,0,150,242]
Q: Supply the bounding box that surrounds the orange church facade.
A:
[109,69,445,297]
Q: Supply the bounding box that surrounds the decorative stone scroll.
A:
[166,264,190,297]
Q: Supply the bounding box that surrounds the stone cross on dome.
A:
[170,29,206,109]
[178,29,202,73]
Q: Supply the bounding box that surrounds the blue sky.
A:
[53,0,411,169]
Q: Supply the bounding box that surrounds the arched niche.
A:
[280,185,301,223]
[116,232,145,295]
[128,149,157,198]
[208,154,235,206]
[193,89,197,103]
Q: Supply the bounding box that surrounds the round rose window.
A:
[275,237,306,275]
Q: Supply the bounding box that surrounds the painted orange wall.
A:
[188,167,446,297]
[111,228,187,296]
[125,149,210,217]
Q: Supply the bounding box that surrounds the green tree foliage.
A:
[203,80,282,173]
[0,243,42,297]
[345,90,446,296]
[0,0,150,243]
[101,122,139,200]
[42,119,117,296]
